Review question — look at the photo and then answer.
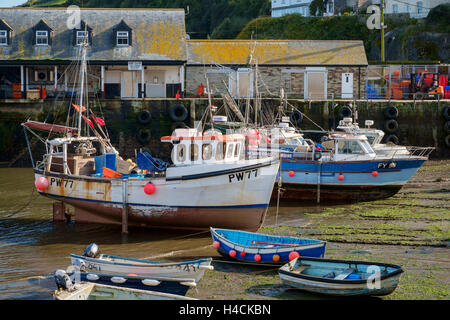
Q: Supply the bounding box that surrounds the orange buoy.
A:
[212,241,220,249]
[240,251,246,257]
[338,174,345,181]
[372,171,379,177]
[35,176,49,191]
[254,254,261,262]
[229,250,237,258]
[289,251,300,261]
[273,254,280,262]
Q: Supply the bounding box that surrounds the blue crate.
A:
[94,153,117,174]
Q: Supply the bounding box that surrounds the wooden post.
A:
[122,178,129,234]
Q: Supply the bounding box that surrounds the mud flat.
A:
[184,160,450,300]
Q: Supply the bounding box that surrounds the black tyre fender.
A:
[169,104,188,122]
[385,134,399,145]
[383,105,398,119]
[444,121,450,134]
[443,106,450,121]
[137,110,152,125]
[289,110,303,126]
[384,119,399,133]
[314,151,322,160]
[445,135,450,148]
[136,129,151,144]
[339,106,352,119]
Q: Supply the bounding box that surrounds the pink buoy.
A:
[254,254,261,262]
[288,171,295,177]
[35,176,49,191]
[212,241,220,249]
[240,251,246,257]
[229,250,237,258]
[338,174,345,181]
[144,183,156,195]
[372,171,379,177]
[289,251,300,261]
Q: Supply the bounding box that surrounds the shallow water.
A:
[0,168,321,300]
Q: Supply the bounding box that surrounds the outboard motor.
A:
[54,269,74,291]
[82,243,99,258]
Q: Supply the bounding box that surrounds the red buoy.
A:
[240,251,246,257]
[212,241,220,249]
[338,174,345,181]
[372,171,379,177]
[273,254,280,262]
[35,176,49,191]
[144,183,156,195]
[254,254,261,262]
[289,251,300,261]
[288,171,295,177]
[229,250,237,258]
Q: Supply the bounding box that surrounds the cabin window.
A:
[36,30,48,45]
[226,143,234,159]
[0,30,7,45]
[176,144,186,162]
[116,31,129,46]
[202,144,212,161]
[337,140,364,155]
[215,143,225,161]
[190,144,199,162]
[234,143,241,157]
[76,31,89,46]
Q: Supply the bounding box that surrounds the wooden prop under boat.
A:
[278,256,404,297]
[210,227,326,264]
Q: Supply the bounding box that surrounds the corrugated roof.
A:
[187,40,368,66]
[0,8,187,62]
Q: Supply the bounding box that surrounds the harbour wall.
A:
[1,98,449,167]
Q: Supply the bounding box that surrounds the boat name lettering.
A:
[377,162,397,169]
[228,169,258,183]
[85,262,101,271]
[50,177,74,188]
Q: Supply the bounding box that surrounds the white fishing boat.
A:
[22,32,279,232]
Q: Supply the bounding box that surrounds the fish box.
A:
[26,89,41,100]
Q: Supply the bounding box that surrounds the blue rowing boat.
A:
[279,256,404,296]
[210,228,326,264]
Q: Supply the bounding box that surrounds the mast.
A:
[77,38,88,136]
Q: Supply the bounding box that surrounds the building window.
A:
[76,31,89,46]
[392,4,398,13]
[406,4,410,12]
[417,2,423,14]
[0,30,7,45]
[116,31,129,46]
[36,30,48,45]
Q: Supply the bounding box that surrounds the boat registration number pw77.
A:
[228,169,258,183]
[50,177,74,188]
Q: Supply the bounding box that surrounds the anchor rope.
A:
[4,187,40,218]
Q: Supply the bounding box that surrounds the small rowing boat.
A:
[210,228,326,264]
[278,256,404,296]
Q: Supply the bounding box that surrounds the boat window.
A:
[337,140,364,155]
[215,142,225,161]
[190,144,199,161]
[202,143,212,160]
[226,143,234,159]
[360,140,374,154]
[176,144,186,162]
[234,143,241,157]
[366,135,376,145]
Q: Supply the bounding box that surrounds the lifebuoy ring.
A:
[385,134,399,145]
[169,104,188,122]
[445,135,450,148]
[384,119,399,133]
[444,121,450,134]
[443,106,450,121]
[289,110,303,126]
[136,129,151,144]
[137,110,152,124]
[339,106,352,119]
[383,105,398,119]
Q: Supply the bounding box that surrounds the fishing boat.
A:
[210,227,326,264]
[22,33,279,232]
[54,282,196,300]
[68,244,213,295]
[278,256,404,297]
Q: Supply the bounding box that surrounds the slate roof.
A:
[0,8,187,63]
[187,40,368,66]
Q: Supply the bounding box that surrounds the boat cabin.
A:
[322,134,376,160]
[336,118,385,146]
[161,129,245,166]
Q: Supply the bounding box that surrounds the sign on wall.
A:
[128,61,142,71]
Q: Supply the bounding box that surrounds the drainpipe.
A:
[101,66,105,99]
[20,65,24,98]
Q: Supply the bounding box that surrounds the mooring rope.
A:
[4,187,40,218]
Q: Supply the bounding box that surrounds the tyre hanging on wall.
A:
[443,106,450,121]
[383,105,398,119]
[385,134,399,145]
[169,104,188,122]
[339,106,352,119]
[137,110,152,125]
[384,119,399,133]
[136,129,151,145]
[289,110,303,126]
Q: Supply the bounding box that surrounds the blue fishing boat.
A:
[279,256,404,297]
[210,228,326,264]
